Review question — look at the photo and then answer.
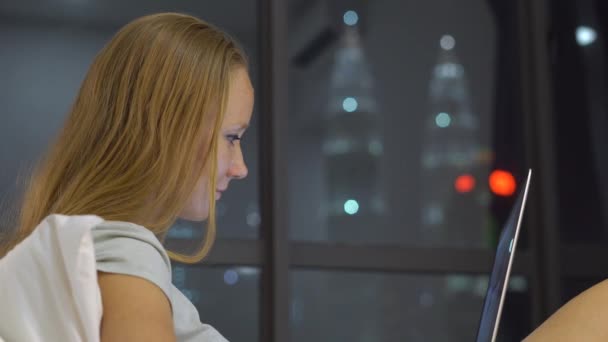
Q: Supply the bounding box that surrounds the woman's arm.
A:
[524,279,608,341]
[97,272,176,342]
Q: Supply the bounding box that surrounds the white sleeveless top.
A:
[93,219,228,342]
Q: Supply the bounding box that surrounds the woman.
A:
[0,12,253,341]
[524,280,608,341]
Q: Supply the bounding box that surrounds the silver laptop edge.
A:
[490,168,532,342]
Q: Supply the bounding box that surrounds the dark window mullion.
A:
[290,242,533,275]
[188,238,533,276]
[518,0,561,325]
[258,0,290,341]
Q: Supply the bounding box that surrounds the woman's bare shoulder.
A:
[524,279,608,341]
[97,271,176,342]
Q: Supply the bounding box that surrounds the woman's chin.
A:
[177,210,209,222]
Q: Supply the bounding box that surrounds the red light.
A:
[455,174,476,193]
[489,170,516,196]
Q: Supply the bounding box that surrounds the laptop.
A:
[475,169,532,342]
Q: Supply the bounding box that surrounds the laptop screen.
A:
[475,169,531,342]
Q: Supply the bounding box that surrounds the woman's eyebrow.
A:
[226,123,249,131]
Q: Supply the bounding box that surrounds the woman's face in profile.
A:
[179,67,254,221]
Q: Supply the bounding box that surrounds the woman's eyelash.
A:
[226,134,241,144]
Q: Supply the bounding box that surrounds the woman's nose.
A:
[228,151,248,180]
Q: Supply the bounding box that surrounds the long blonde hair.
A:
[0,13,248,263]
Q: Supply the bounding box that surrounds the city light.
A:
[435,112,451,128]
[223,269,239,286]
[342,97,358,112]
[489,170,516,196]
[440,35,455,50]
[246,211,261,228]
[343,10,359,26]
[576,26,597,46]
[455,174,476,193]
[344,199,360,215]
[368,140,383,156]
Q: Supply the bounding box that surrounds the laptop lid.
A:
[475,169,532,342]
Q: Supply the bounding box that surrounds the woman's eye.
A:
[226,134,241,144]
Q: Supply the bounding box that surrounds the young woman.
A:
[0,12,253,341]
